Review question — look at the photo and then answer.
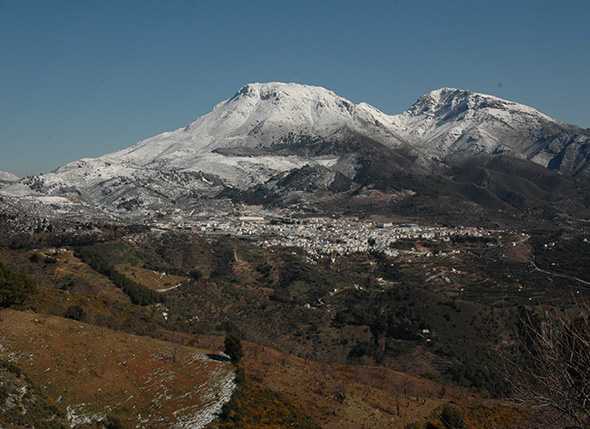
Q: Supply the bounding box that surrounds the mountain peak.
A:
[0,171,19,182]
[6,82,590,211]
[228,82,342,104]
[408,87,555,122]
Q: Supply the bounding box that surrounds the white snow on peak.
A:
[0,171,19,182]
[407,87,555,122]
[8,82,577,208]
[394,86,561,159]
[106,82,406,170]
[91,82,561,172]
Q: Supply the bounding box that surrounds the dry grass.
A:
[184,336,530,429]
[186,337,454,428]
[0,309,234,428]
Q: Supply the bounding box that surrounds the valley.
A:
[1,82,589,428]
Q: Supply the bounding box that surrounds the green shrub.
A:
[74,245,162,306]
[56,276,75,290]
[440,403,466,429]
[0,262,35,308]
[110,270,162,306]
[64,305,85,321]
[103,415,124,429]
[189,269,203,280]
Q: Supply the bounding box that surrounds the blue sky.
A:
[1,0,589,175]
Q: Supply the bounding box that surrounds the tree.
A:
[224,334,243,363]
[505,302,590,428]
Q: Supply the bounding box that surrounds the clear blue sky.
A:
[1,0,589,175]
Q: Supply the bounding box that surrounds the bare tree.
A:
[506,301,590,428]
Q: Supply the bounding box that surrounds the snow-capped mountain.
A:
[3,82,589,212]
[0,171,19,190]
[0,171,18,183]
[396,87,590,174]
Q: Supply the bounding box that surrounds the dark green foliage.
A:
[276,252,343,303]
[74,242,142,273]
[110,269,162,306]
[445,354,509,396]
[234,366,246,385]
[56,276,75,290]
[255,262,272,277]
[103,415,124,429]
[336,286,421,341]
[0,360,22,377]
[532,231,590,283]
[371,250,401,281]
[0,262,35,308]
[440,404,466,429]
[210,239,236,279]
[189,269,203,280]
[64,305,85,321]
[29,252,57,264]
[74,243,162,306]
[347,341,370,361]
[224,334,243,363]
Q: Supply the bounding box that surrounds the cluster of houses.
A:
[192,213,494,260]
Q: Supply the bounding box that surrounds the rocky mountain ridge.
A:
[2,82,589,215]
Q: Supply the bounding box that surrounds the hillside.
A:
[0,219,586,428]
[0,309,235,429]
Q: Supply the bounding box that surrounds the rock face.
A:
[3,82,589,212]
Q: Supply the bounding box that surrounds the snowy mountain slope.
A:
[394,88,590,175]
[5,82,590,212]
[0,171,18,183]
[112,82,408,166]
[0,171,19,191]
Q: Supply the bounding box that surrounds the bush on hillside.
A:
[189,269,203,280]
[0,262,35,308]
[440,404,466,429]
[102,415,124,429]
[64,305,85,321]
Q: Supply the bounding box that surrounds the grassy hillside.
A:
[0,309,235,428]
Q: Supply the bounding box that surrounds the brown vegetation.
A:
[506,301,590,427]
[0,309,234,428]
